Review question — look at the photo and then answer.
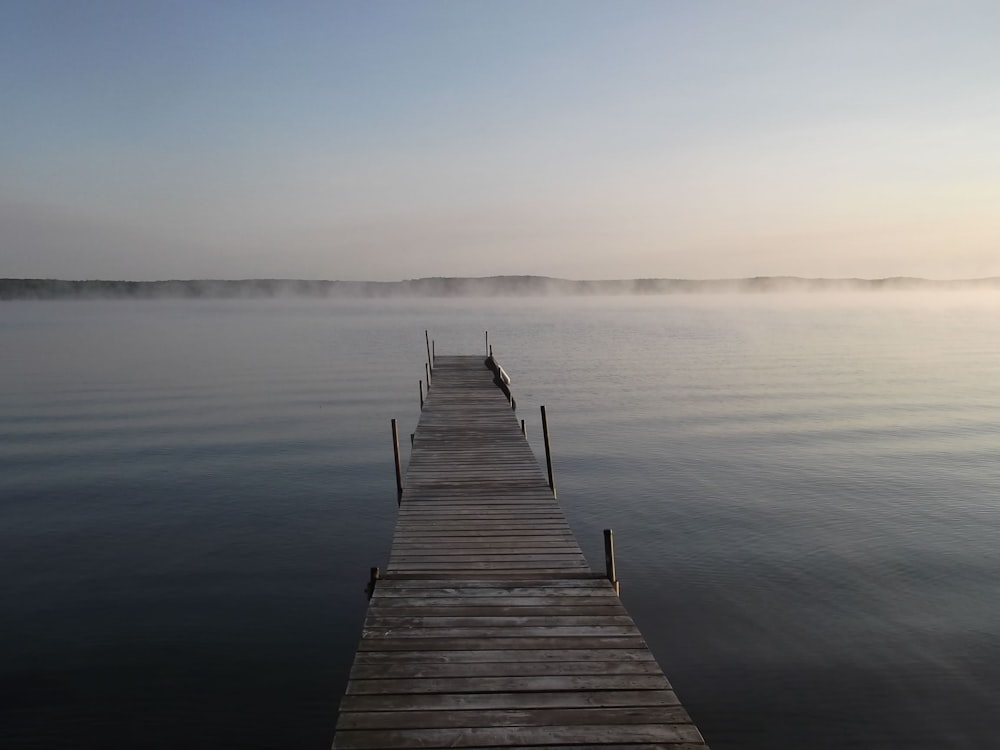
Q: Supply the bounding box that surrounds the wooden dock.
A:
[333,354,708,749]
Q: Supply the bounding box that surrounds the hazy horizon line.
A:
[5,275,1000,301]
[7,274,1000,284]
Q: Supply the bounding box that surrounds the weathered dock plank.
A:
[333,354,707,749]
[340,689,682,712]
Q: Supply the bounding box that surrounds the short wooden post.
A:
[410,432,414,447]
[419,379,424,410]
[540,405,556,497]
[511,396,517,410]
[366,566,380,600]
[489,344,493,358]
[521,419,526,438]
[425,330,432,373]
[604,529,620,595]
[391,418,403,499]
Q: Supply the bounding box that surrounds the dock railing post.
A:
[604,529,620,595]
[425,330,432,374]
[540,405,556,497]
[425,361,431,388]
[366,566,380,600]
[419,379,424,410]
[391,418,403,501]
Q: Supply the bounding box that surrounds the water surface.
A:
[2,294,999,748]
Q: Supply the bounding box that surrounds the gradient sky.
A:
[2,1,998,281]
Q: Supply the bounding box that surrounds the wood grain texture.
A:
[332,354,707,749]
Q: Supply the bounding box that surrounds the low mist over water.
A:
[3,295,1000,748]
[4,275,1000,300]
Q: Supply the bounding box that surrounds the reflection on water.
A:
[2,295,1000,748]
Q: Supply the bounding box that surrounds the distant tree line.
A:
[2,276,998,301]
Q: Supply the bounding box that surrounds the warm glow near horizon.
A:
[1,2,998,281]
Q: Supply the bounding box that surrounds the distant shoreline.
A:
[3,275,999,300]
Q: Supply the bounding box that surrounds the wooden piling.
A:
[521,418,526,438]
[540,404,556,497]
[425,330,432,373]
[419,379,424,410]
[366,566,380,601]
[604,528,620,595]
[425,361,431,388]
[390,418,402,498]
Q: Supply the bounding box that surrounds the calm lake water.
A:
[2,294,1000,749]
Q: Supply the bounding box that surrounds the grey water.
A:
[2,295,1000,749]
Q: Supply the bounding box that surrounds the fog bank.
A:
[3,276,1000,301]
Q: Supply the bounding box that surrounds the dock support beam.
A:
[604,528,620,595]
[541,405,556,497]
[391,418,403,501]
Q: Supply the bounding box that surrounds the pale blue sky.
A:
[2,1,998,280]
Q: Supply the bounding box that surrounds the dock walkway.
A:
[333,354,707,749]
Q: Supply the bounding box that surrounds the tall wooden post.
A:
[366,566,381,600]
[540,405,556,497]
[425,361,431,388]
[419,379,424,410]
[425,330,432,374]
[604,529,620,595]
[391,418,403,499]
